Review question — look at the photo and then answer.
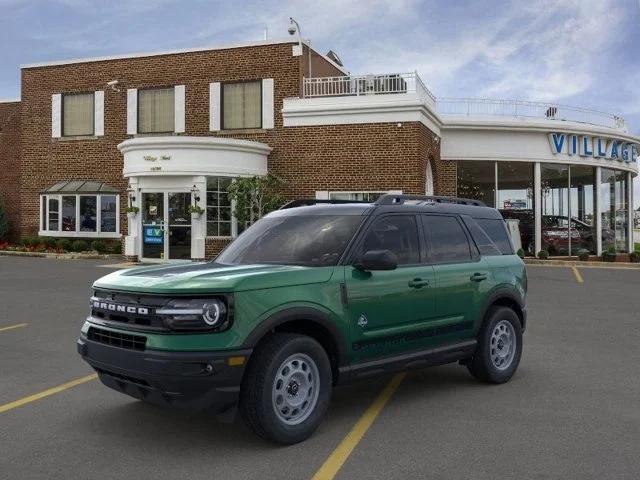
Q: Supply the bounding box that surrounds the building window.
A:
[328,192,388,202]
[40,194,119,237]
[62,93,94,136]
[138,87,175,133]
[206,177,233,237]
[222,81,261,130]
[601,168,629,253]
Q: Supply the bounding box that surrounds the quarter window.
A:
[360,215,420,265]
[62,93,94,136]
[222,81,261,130]
[423,215,472,263]
[475,218,514,255]
[138,87,175,133]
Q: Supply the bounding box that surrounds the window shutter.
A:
[51,94,62,138]
[94,91,104,136]
[209,82,221,131]
[127,88,137,135]
[262,78,274,129]
[174,85,185,133]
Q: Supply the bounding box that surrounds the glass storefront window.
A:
[457,161,496,207]
[497,162,534,254]
[80,196,97,232]
[601,168,628,253]
[569,166,596,254]
[541,164,571,256]
[206,177,233,237]
[100,195,117,233]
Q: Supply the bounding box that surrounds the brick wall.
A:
[0,101,21,241]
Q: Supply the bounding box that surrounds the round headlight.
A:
[203,300,226,326]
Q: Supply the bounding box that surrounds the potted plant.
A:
[576,249,590,261]
[125,206,139,219]
[188,205,205,218]
[537,249,549,260]
[602,245,617,262]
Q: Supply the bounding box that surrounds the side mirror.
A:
[354,249,398,271]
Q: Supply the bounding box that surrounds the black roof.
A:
[271,195,503,220]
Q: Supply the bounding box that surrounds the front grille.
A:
[90,290,169,330]
[88,326,146,351]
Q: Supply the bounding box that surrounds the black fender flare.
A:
[242,306,348,367]
[478,288,526,331]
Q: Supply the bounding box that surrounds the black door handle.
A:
[470,273,488,282]
[408,278,430,288]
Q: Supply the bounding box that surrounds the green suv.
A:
[78,195,527,444]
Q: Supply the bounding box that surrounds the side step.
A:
[337,340,477,384]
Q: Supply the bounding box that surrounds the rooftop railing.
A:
[436,98,628,132]
[301,74,628,132]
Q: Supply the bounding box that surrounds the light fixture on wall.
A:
[126,187,136,204]
[191,184,201,203]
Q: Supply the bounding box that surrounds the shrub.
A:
[43,237,57,249]
[71,239,88,252]
[0,195,8,241]
[603,245,617,262]
[516,248,525,259]
[91,240,107,253]
[630,251,640,263]
[110,242,122,254]
[20,237,32,248]
[57,238,72,252]
[577,249,590,261]
[537,250,549,260]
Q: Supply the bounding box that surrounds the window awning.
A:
[41,180,120,194]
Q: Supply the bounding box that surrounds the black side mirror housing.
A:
[354,249,398,271]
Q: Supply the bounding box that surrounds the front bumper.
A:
[77,336,251,414]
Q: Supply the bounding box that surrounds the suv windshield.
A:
[216,214,364,266]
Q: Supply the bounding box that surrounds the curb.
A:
[524,259,640,269]
[0,250,122,260]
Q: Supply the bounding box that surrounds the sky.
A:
[0,0,639,204]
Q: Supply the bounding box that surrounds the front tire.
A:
[239,333,332,444]
[467,307,522,384]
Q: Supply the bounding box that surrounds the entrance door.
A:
[141,192,192,261]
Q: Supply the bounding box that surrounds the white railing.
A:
[436,97,628,132]
[303,72,436,105]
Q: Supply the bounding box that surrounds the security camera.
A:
[287,24,297,35]
[107,80,120,92]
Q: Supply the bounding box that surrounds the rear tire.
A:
[239,333,332,444]
[467,307,522,384]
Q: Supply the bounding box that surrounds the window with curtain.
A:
[223,81,261,129]
[138,88,175,133]
[62,93,94,136]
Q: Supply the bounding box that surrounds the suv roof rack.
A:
[280,199,371,209]
[374,194,486,207]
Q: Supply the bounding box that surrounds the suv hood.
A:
[93,262,335,294]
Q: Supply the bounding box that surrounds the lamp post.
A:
[288,17,312,86]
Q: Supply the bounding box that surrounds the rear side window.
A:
[476,218,514,255]
[359,215,420,265]
[422,215,472,263]
[462,217,502,256]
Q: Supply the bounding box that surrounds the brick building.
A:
[0,38,638,260]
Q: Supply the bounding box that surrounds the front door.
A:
[141,192,192,261]
[344,214,436,362]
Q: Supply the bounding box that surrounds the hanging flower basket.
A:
[126,206,139,219]
[188,205,205,219]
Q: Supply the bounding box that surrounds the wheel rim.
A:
[272,353,320,426]
[490,320,516,371]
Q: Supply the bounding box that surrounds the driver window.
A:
[360,215,420,265]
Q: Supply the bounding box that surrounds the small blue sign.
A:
[144,227,163,245]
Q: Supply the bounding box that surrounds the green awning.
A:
[42,180,120,194]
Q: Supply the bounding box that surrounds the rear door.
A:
[344,214,436,362]
[421,214,491,343]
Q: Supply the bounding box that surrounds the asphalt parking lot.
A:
[1,256,639,480]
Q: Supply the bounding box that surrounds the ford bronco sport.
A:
[78,194,527,444]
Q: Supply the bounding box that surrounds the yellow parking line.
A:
[0,374,97,414]
[572,266,584,284]
[0,323,28,333]
[311,372,407,480]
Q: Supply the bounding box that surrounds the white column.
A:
[124,177,140,258]
[627,171,633,253]
[595,167,602,256]
[534,162,542,255]
[191,175,207,260]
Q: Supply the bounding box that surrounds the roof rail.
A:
[374,194,486,207]
[279,199,371,209]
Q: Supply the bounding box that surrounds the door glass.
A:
[168,192,192,260]
[359,215,419,265]
[142,193,165,259]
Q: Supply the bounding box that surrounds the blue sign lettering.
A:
[144,227,163,245]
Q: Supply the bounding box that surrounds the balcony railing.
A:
[302,72,436,106]
[436,97,628,132]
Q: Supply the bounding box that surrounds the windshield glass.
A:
[216,215,364,266]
